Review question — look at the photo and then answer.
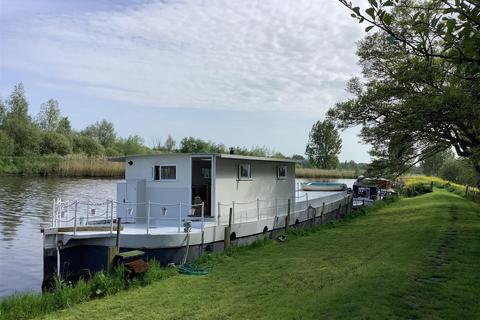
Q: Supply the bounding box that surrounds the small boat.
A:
[302,182,347,191]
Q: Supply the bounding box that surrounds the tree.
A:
[329,0,480,179]
[305,120,342,169]
[36,99,60,131]
[3,84,41,155]
[0,98,6,127]
[56,117,72,135]
[420,149,454,176]
[164,134,176,151]
[115,135,148,155]
[0,130,14,156]
[82,120,116,148]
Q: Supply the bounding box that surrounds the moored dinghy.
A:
[302,182,347,191]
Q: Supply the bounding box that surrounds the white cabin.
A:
[111,153,297,225]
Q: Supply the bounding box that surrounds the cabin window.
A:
[161,165,176,180]
[201,167,211,179]
[153,165,176,181]
[238,163,252,180]
[277,166,287,179]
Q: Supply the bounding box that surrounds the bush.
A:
[72,135,105,156]
[40,132,72,156]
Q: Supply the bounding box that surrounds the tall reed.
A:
[295,167,357,179]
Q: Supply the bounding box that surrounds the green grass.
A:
[33,190,480,320]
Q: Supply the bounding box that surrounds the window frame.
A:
[238,163,252,181]
[277,165,288,180]
[152,164,177,181]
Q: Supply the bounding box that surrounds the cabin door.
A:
[191,157,212,217]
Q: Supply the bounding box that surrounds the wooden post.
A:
[321,202,325,224]
[115,217,121,252]
[285,199,291,232]
[430,181,434,191]
[465,185,469,197]
[224,208,233,249]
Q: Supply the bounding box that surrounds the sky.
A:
[0,0,371,162]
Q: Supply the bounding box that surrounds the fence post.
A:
[201,202,205,231]
[52,199,56,227]
[115,217,122,253]
[178,202,182,233]
[465,185,469,197]
[285,199,291,232]
[74,201,78,235]
[217,202,221,226]
[224,208,233,249]
[430,181,434,192]
[257,198,260,221]
[110,200,114,234]
[146,200,151,234]
[321,202,325,224]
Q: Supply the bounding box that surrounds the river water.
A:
[0,176,354,297]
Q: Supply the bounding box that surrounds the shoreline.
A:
[0,156,358,179]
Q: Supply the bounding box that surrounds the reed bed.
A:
[295,167,357,179]
[57,155,124,177]
[0,155,124,177]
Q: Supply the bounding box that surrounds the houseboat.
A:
[42,153,353,284]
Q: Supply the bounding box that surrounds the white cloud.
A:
[1,0,364,116]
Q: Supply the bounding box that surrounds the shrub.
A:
[0,130,14,156]
[40,132,72,156]
[72,135,105,156]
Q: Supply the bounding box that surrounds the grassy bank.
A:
[14,189,476,319]
[0,155,124,178]
[295,167,357,179]
[402,175,480,202]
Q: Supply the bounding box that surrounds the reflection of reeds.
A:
[295,167,357,179]
[57,155,124,177]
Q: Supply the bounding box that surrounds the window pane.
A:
[278,166,287,178]
[161,166,176,180]
[154,165,160,180]
[239,164,251,179]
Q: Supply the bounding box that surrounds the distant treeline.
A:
[0,83,368,177]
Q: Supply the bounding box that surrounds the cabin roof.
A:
[109,153,299,163]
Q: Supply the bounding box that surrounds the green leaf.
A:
[383,13,392,25]
[352,6,361,15]
[365,25,374,32]
[446,19,456,32]
[383,0,393,6]
[368,0,378,8]
[351,13,357,18]
[366,7,376,19]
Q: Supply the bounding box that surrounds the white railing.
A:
[51,191,350,234]
[50,198,205,235]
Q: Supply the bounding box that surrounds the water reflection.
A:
[0,177,117,297]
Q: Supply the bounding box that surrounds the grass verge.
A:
[27,189,480,319]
